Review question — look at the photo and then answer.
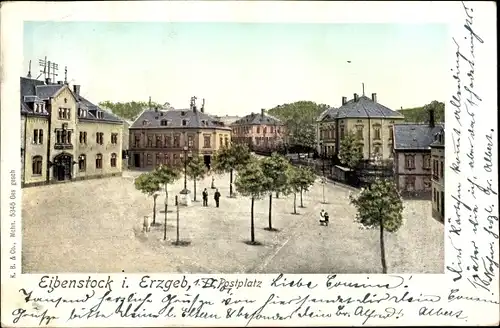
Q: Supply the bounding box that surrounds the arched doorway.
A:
[53,153,73,181]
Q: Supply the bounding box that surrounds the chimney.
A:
[342,96,347,105]
[354,93,359,102]
[45,78,51,85]
[57,81,63,85]
[201,98,205,113]
[428,108,435,128]
[371,93,377,103]
[261,108,265,117]
[73,85,80,95]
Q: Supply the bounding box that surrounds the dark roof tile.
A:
[394,124,444,150]
[232,112,283,126]
[130,108,230,130]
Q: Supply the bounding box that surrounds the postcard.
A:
[1,1,498,326]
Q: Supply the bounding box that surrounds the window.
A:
[220,136,223,146]
[96,154,103,169]
[340,127,345,139]
[188,136,193,147]
[164,136,172,147]
[58,107,71,120]
[160,119,168,126]
[440,160,444,178]
[389,126,394,141]
[374,127,381,140]
[404,154,416,169]
[423,155,431,169]
[84,132,87,144]
[182,120,188,126]
[80,132,84,144]
[405,176,416,192]
[78,108,87,118]
[156,135,162,148]
[257,127,260,134]
[147,154,153,165]
[356,126,364,139]
[33,129,43,144]
[263,127,267,134]
[111,133,118,145]
[79,154,86,171]
[147,135,153,147]
[155,153,162,167]
[32,156,43,175]
[111,153,117,167]
[374,146,381,154]
[134,135,141,147]
[142,120,149,126]
[164,153,170,165]
[204,135,211,148]
[96,132,104,145]
[181,111,186,116]
[225,137,229,147]
[423,177,432,188]
[173,135,180,147]
[173,154,179,166]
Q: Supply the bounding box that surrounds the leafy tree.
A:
[260,153,291,231]
[186,156,207,202]
[339,131,363,169]
[99,100,163,121]
[294,166,317,208]
[212,144,252,197]
[398,100,445,123]
[349,178,404,274]
[153,165,181,240]
[134,172,161,225]
[284,166,302,215]
[267,101,330,149]
[234,159,271,244]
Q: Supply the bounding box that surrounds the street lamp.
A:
[180,145,190,194]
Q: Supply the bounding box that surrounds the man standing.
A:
[214,188,221,208]
[202,188,209,207]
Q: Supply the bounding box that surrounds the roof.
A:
[393,123,444,150]
[20,77,123,123]
[231,112,284,126]
[320,95,404,120]
[319,107,339,122]
[130,107,231,130]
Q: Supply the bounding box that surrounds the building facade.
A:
[431,128,445,222]
[318,92,405,160]
[393,116,443,198]
[231,109,286,151]
[128,98,231,170]
[21,77,124,187]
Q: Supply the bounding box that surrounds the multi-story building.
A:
[230,109,286,151]
[393,111,444,198]
[318,92,405,160]
[430,127,445,222]
[128,97,231,169]
[21,77,124,187]
[213,115,241,127]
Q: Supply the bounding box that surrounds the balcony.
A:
[54,143,73,150]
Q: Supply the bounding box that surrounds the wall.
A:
[394,151,432,194]
[431,146,445,221]
[24,116,49,185]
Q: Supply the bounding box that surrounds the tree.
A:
[212,144,252,197]
[134,172,161,225]
[294,166,316,208]
[398,100,445,123]
[153,165,181,240]
[349,178,404,274]
[339,131,363,169]
[260,153,291,231]
[186,156,207,202]
[267,101,330,149]
[99,100,163,121]
[284,166,302,215]
[234,159,271,244]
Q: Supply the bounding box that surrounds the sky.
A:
[23,22,448,116]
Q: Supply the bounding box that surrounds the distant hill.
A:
[398,100,444,123]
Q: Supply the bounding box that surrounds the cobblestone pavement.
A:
[22,170,444,273]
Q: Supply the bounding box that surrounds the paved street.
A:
[22,171,444,274]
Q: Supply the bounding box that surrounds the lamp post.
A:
[319,141,326,204]
[179,146,191,206]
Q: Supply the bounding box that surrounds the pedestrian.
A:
[214,188,221,208]
[211,176,216,189]
[202,188,209,207]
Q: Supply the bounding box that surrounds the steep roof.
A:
[319,107,339,122]
[20,77,123,123]
[130,107,231,130]
[231,112,284,126]
[336,95,404,119]
[394,123,444,150]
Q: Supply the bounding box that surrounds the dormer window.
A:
[160,119,169,126]
[143,119,149,126]
[181,111,186,116]
[182,119,188,126]
[78,108,88,118]
[96,111,104,119]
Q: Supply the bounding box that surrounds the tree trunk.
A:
[193,178,197,201]
[230,169,233,197]
[152,195,157,224]
[380,221,387,274]
[276,191,279,199]
[251,197,255,243]
[293,193,297,214]
[300,188,304,207]
[164,191,168,240]
[176,199,180,243]
[268,193,273,230]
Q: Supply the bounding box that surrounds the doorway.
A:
[53,153,73,181]
[204,155,211,170]
[134,153,141,168]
